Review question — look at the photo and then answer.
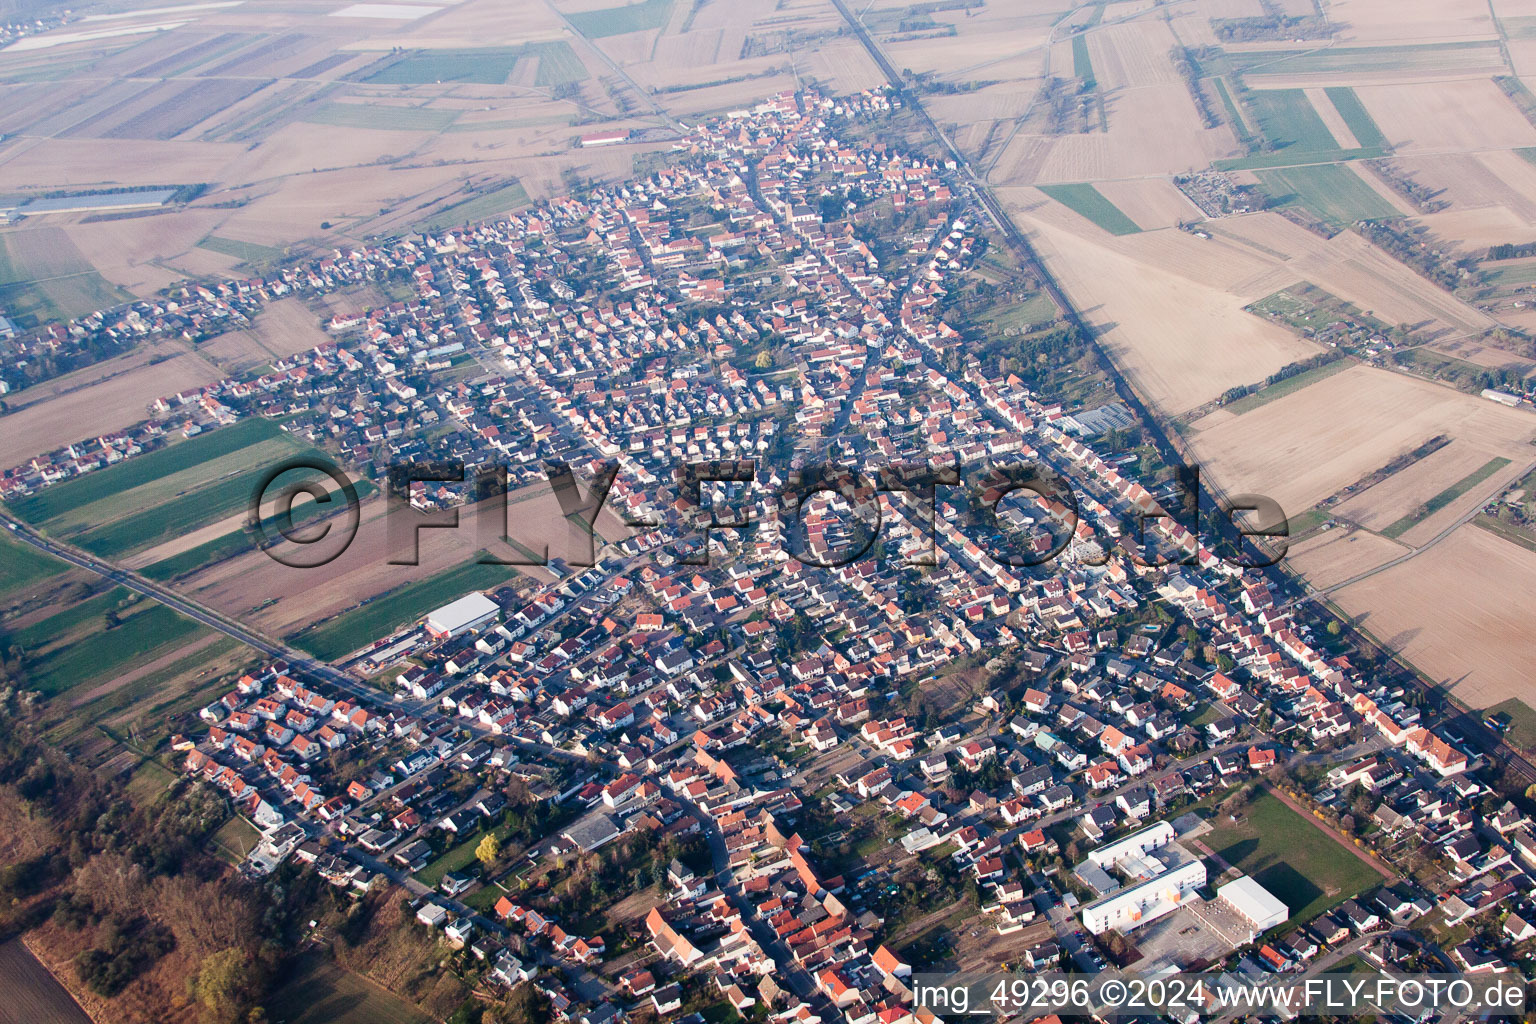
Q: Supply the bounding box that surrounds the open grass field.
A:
[57,632,242,725]
[7,418,337,561]
[1072,34,1095,88]
[268,952,427,1024]
[139,477,378,580]
[1247,89,1343,160]
[196,235,285,264]
[300,103,458,132]
[1323,87,1386,150]
[0,528,69,602]
[361,47,524,85]
[1220,357,1352,414]
[0,226,135,329]
[1203,789,1381,923]
[1038,183,1140,235]
[566,0,674,38]
[1253,163,1399,225]
[1379,457,1510,538]
[361,41,587,86]
[8,418,292,523]
[1226,41,1503,77]
[1486,696,1536,756]
[16,591,209,697]
[286,557,514,660]
[416,179,530,231]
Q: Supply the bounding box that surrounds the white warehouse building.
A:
[1217,876,1289,940]
[425,593,500,639]
[1078,822,1208,935]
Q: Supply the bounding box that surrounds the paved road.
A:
[0,513,380,703]
[1302,460,1536,597]
[670,789,837,1018]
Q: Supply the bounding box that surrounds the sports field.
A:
[1038,183,1140,235]
[1203,789,1381,923]
[1253,164,1399,226]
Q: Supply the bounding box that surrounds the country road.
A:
[1311,460,1536,596]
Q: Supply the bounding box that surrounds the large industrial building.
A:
[1216,876,1289,940]
[425,593,500,639]
[1077,822,1208,935]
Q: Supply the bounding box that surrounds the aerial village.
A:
[5,89,1536,1023]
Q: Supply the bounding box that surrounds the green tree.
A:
[190,948,257,1024]
[476,833,502,867]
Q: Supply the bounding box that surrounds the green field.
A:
[140,480,377,580]
[1481,259,1536,288]
[19,596,208,697]
[362,41,587,86]
[1323,87,1387,150]
[1486,696,1536,754]
[1254,164,1399,226]
[417,180,531,231]
[7,418,291,523]
[4,418,345,560]
[8,586,128,652]
[0,528,69,601]
[414,817,519,888]
[1072,34,1096,88]
[1228,41,1502,77]
[1039,183,1140,235]
[196,236,285,264]
[269,952,427,1024]
[1247,89,1340,158]
[0,232,134,329]
[529,40,589,86]
[62,635,243,739]
[567,0,674,38]
[301,103,458,131]
[1213,77,1252,144]
[288,558,515,660]
[1222,359,1352,415]
[1204,789,1382,923]
[1380,457,1511,539]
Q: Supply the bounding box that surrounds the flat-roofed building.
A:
[425,593,500,639]
[1078,821,1207,935]
[1217,875,1289,940]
